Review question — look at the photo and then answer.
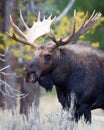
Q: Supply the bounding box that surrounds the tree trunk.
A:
[19,79,40,119]
[0,0,18,110]
[0,0,7,108]
[0,0,40,117]
[55,0,75,22]
[4,0,18,32]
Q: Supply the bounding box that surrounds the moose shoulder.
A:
[26,42,104,123]
[7,11,103,123]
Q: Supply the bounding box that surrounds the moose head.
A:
[7,11,101,83]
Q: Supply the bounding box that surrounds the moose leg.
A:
[55,86,69,110]
[91,94,104,110]
[75,104,91,123]
[83,107,91,123]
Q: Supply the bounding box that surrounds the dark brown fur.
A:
[25,42,104,123]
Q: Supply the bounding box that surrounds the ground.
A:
[39,93,104,130]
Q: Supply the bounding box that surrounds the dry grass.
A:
[0,94,104,130]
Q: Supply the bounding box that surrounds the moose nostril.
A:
[24,71,37,83]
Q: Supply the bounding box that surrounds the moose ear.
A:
[44,54,52,63]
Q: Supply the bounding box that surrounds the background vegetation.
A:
[1,0,104,56]
[0,0,104,129]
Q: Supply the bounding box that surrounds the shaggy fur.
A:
[25,43,104,123]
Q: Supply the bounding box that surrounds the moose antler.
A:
[6,11,56,49]
[6,10,101,50]
[48,10,102,48]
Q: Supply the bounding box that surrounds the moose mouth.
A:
[25,72,39,83]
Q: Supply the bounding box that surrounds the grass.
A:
[0,93,104,130]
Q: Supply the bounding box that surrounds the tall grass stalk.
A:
[0,94,104,130]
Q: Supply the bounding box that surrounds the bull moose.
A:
[7,10,103,123]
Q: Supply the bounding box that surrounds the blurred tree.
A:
[0,0,5,107]
[42,0,104,49]
[73,0,104,15]
[71,0,104,49]
[55,0,75,22]
[0,0,104,116]
[47,0,104,49]
[0,0,40,117]
[0,0,18,110]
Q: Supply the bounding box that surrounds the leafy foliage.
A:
[1,0,104,64]
[53,11,104,48]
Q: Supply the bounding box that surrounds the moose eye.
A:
[44,54,52,62]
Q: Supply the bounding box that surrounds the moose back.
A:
[7,11,103,123]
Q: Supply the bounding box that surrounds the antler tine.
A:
[65,11,88,42]
[61,10,77,45]
[48,33,60,46]
[48,10,77,46]
[10,15,27,40]
[66,11,101,43]
[83,11,96,27]
[37,11,41,22]
[7,14,39,48]
[87,10,95,22]
[6,32,37,48]
[20,10,29,31]
[72,10,76,34]
[43,15,45,20]
[76,11,102,35]
[49,11,101,48]
[7,11,56,48]
[80,11,88,28]
[48,15,52,20]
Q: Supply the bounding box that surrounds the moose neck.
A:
[51,47,76,85]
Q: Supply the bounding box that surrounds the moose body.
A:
[26,43,104,123]
[7,10,102,123]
